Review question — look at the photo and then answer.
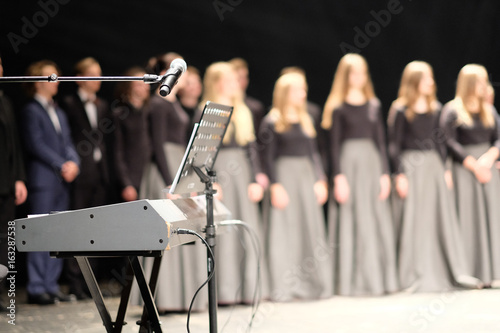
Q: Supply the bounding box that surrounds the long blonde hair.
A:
[321,53,376,129]
[200,62,255,145]
[389,61,438,124]
[268,72,316,137]
[453,64,494,128]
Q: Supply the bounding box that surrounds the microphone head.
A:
[170,58,187,73]
[159,85,171,97]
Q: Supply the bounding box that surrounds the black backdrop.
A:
[1,0,499,116]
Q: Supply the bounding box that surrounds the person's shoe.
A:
[27,293,55,305]
[49,291,76,303]
[73,291,90,300]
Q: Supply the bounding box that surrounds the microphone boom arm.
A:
[0,74,163,84]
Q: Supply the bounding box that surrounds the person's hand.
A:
[14,181,27,205]
[313,180,328,205]
[395,174,408,199]
[477,147,499,170]
[444,170,454,190]
[255,172,270,190]
[213,182,223,201]
[164,185,181,200]
[477,155,494,170]
[270,183,289,210]
[61,161,79,183]
[122,186,138,201]
[248,183,264,203]
[334,174,350,204]
[166,192,181,200]
[474,165,492,184]
[464,155,492,184]
[379,174,391,201]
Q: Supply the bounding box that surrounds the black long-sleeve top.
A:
[148,95,190,185]
[440,102,500,163]
[220,131,262,182]
[180,104,203,144]
[113,102,152,190]
[388,105,445,174]
[329,99,389,176]
[260,117,325,184]
[0,91,26,196]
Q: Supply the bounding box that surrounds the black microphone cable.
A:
[173,228,216,333]
[217,220,263,333]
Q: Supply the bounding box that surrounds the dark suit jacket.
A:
[0,91,26,196]
[113,102,151,191]
[59,93,110,185]
[21,99,79,191]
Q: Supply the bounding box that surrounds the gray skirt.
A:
[213,148,268,303]
[140,142,185,200]
[328,139,398,296]
[396,150,478,292]
[266,156,332,301]
[133,142,208,311]
[452,143,500,284]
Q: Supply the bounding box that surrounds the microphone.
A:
[159,58,187,97]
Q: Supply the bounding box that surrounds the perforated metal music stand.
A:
[169,101,233,333]
[170,101,233,195]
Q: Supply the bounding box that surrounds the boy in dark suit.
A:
[59,57,110,299]
[21,60,80,305]
[60,57,110,210]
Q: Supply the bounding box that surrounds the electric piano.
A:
[15,196,230,333]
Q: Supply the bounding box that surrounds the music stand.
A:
[170,101,233,333]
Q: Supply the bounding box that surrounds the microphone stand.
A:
[0,73,163,84]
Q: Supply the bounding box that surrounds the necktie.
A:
[46,102,62,133]
[84,98,102,162]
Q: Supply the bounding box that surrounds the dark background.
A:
[1,0,499,115]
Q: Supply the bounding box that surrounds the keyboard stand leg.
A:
[136,256,162,332]
[114,260,135,332]
[129,256,163,333]
[76,256,115,333]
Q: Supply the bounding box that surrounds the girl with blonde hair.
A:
[389,61,482,292]
[440,64,500,286]
[260,72,330,301]
[322,53,397,296]
[201,61,267,304]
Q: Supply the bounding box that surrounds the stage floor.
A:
[3,288,500,332]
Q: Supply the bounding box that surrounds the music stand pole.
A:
[194,166,218,333]
[170,102,233,332]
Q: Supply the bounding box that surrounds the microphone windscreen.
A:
[170,59,187,73]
